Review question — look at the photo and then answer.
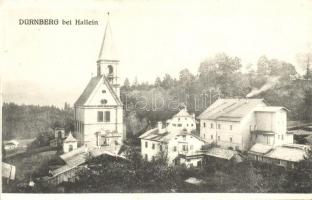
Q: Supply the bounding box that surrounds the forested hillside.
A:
[121,53,312,136]
[2,103,74,140]
[2,53,312,140]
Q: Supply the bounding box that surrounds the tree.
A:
[257,55,270,76]
[132,76,138,89]
[161,74,174,89]
[301,86,312,121]
[297,52,312,80]
[285,145,312,192]
[154,77,161,87]
[123,78,130,89]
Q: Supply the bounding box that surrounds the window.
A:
[159,145,163,151]
[102,90,106,93]
[185,118,187,120]
[211,135,213,139]
[187,124,189,127]
[108,65,113,74]
[97,111,104,122]
[211,123,214,128]
[173,146,177,152]
[178,124,182,127]
[183,145,188,151]
[145,141,148,148]
[218,136,220,141]
[183,135,186,141]
[144,154,148,160]
[204,123,206,127]
[173,123,176,127]
[204,134,205,138]
[191,124,194,127]
[282,135,284,140]
[105,111,110,122]
[152,143,155,149]
[218,124,221,129]
[101,99,107,104]
[190,145,193,150]
[230,125,232,130]
[230,137,232,143]
[178,118,180,121]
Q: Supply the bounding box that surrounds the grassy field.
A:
[5,150,57,181]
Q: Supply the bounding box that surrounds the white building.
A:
[198,98,293,151]
[166,108,197,133]
[139,109,206,165]
[63,132,78,153]
[74,15,124,149]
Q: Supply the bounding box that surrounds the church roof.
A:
[74,75,122,106]
[98,17,118,61]
[75,76,102,106]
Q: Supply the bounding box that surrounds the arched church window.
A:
[108,65,113,74]
[101,99,108,104]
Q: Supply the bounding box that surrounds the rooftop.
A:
[265,146,307,162]
[254,106,289,112]
[64,132,77,143]
[138,128,172,143]
[173,108,193,118]
[198,147,240,160]
[249,143,309,162]
[198,98,265,122]
[249,143,273,154]
[74,75,122,106]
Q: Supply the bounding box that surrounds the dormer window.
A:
[101,99,108,104]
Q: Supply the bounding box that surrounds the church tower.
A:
[74,13,124,150]
[97,13,120,98]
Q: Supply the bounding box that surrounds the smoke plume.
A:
[246,76,281,98]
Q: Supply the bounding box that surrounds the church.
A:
[74,15,125,148]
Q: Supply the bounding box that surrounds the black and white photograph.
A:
[1,0,312,198]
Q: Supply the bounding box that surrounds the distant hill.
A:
[2,102,74,140]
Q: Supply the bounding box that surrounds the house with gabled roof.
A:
[139,108,206,165]
[198,98,293,151]
[74,15,124,149]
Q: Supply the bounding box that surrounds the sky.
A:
[1,0,312,107]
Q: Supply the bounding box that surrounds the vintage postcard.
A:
[1,0,312,199]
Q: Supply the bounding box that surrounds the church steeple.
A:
[96,12,120,98]
[97,12,118,62]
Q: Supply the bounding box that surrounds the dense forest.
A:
[2,103,74,140]
[2,53,312,140]
[121,53,312,134]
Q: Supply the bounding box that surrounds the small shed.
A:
[63,132,77,153]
